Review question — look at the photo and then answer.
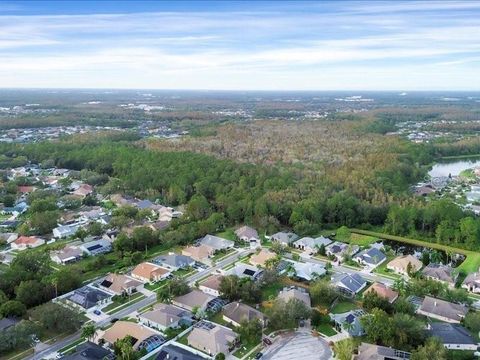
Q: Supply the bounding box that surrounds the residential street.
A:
[28,248,252,360]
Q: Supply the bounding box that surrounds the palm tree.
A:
[81,323,96,342]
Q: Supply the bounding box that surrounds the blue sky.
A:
[0,1,479,90]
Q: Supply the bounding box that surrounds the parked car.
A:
[263,338,272,345]
[93,309,101,315]
[255,353,263,359]
[110,317,119,323]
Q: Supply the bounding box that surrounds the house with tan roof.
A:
[97,320,161,351]
[364,282,399,303]
[182,244,215,263]
[249,249,276,268]
[50,245,83,265]
[278,287,311,308]
[187,320,238,356]
[235,225,260,248]
[416,296,468,323]
[72,184,93,198]
[172,289,215,312]
[387,255,423,276]
[199,275,223,297]
[138,303,193,331]
[355,343,411,360]
[223,302,266,327]
[131,262,170,283]
[99,273,143,295]
[10,235,45,250]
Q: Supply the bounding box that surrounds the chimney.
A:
[434,301,437,307]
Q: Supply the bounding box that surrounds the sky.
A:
[0,1,479,90]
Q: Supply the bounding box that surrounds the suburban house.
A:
[62,341,114,360]
[422,264,458,288]
[79,238,112,256]
[226,263,263,280]
[277,287,311,308]
[154,253,195,271]
[332,309,366,337]
[53,224,80,239]
[416,296,468,323]
[50,246,83,265]
[293,236,332,254]
[387,255,423,276]
[199,234,234,251]
[285,260,326,281]
[325,242,359,261]
[158,206,183,222]
[355,343,411,360]
[172,289,215,312]
[427,323,478,351]
[97,321,163,352]
[99,273,143,296]
[235,225,259,242]
[10,235,45,250]
[131,262,170,283]
[187,320,238,356]
[249,249,276,268]
[138,303,193,331]
[353,247,387,269]
[364,282,399,303]
[156,345,204,360]
[222,302,266,327]
[462,272,480,293]
[333,273,367,297]
[72,184,93,198]
[269,231,298,246]
[235,225,260,248]
[0,232,18,244]
[67,285,111,310]
[199,275,223,297]
[182,244,215,263]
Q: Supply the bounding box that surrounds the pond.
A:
[428,157,480,177]
[379,240,465,268]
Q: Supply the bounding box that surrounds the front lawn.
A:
[212,248,236,261]
[330,301,357,314]
[316,323,337,336]
[103,292,145,313]
[233,342,260,358]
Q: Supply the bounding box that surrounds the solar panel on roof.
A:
[243,269,256,276]
[87,244,103,251]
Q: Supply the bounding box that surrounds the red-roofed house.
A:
[11,236,45,250]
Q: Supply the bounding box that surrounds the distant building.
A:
[353,247,386,269]
[67,286,111,310]
[461,271,480,293]
[199,234,234,251]
[154,253,195,271]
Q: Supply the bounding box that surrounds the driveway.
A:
[262,331,332,360]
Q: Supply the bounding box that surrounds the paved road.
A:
[262,331,332,360]
[29,249,251,360]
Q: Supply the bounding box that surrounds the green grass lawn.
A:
[173,267,196,278]
[261,278,285,301]
[144,279,168,291]
[316,323,337,336]
[233,341,260,358]
[330,301,357,314]
[350,229,480,274]
[208,311,232,329]
[339,232,379,247]
[212,248,236,261]
[216,228,237,241]
[373,255,400,279]
[176,333,189,346]
[103,292,145,314]
[58,339,86,354]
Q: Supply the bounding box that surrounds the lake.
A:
[428,157,480,177]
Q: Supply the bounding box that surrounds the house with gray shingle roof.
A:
[199,235,234,251]
[270,231,298,246]
[353,247,386,269]
[422,264,457,288]
[416,296,468,323]
[427,323,477,350]
[331,309,366,337]
[293,236,332,254]
[154,253,195,271]
[333,273,367,297]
